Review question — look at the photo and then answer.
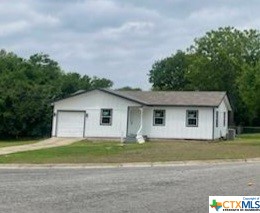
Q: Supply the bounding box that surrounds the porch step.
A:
[124,135,147,143]
[124,134,136,143]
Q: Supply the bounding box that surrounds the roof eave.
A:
[52,89,95,104]
[217,92,232,111]
[146,104,217,107]
[98,88,147,105]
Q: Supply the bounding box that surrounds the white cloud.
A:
[105,21,154,35]
[189,7,239,21]
[0,1,60,38]
[0,0,260,89]
[0,20,30,36]
[31,13,60,26]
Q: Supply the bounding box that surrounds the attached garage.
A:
[56,111,85,137]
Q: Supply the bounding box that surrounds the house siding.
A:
[142,107,213,140]
[52,90,141,137]
[52,90,230,140]
[213,99,229,139]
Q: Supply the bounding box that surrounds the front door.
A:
[127,108,141,136]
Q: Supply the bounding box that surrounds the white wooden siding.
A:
[52,90,140,137]
[52,90,231,140]
[213,99,229,139]
[142,107,213,140]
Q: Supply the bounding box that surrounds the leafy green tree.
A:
[149,51,189,91]
[116,86,142,91]
[186,27,260,124]
[238,63,260,125]
[60,72,83,97]
[186,27,259,90]
[90,76,113,89]
[149,27,260,125]
[0,50,113,138]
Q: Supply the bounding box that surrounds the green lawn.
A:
[0,134,259,164]
[236,133,260,139]
[0,139,39,148]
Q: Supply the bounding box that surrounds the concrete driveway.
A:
[0,137,82,156]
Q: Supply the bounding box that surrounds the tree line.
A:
[1,27,259,138]
[149,27,260,126]
[0,50,113,138]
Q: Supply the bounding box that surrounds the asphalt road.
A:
[0,163,259,213]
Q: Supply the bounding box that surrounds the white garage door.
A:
[56,111,85,137]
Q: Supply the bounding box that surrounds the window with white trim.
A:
[153,110,165,126]
[186,110,198,127]
[100,109,112,125]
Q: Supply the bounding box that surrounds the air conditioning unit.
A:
[227,129,236,140]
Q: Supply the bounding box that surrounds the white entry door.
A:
[128,108,141,135]
[56,111,85,137]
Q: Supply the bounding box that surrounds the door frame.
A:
[126,106,142,136]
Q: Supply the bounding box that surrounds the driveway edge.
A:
[0,158,259,169]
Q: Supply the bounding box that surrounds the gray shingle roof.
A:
[100,89,226,107]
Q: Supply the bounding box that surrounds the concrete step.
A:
[124,135,147,143]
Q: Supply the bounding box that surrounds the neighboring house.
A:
[52,89,232,142]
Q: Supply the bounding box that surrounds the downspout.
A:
[136,107,145,144]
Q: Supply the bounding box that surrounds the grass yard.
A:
[0,133,259,164]
[0,139,39,148]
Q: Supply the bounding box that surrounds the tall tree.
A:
[186,27,259,91]
[238,63,260,125]
[149,50,189,91]
[149,27,260,125]
[116,86,142,91]
[90,76,113,89]
[0,51,113,138]
[186,27,260,124]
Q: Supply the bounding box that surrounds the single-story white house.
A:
[51,89,232,142]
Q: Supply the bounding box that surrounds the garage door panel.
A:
[57,111,85,137]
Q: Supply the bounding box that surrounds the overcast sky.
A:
[0,0,259,90]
